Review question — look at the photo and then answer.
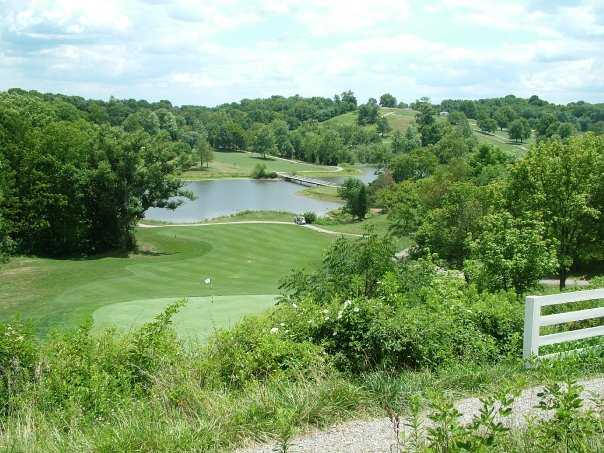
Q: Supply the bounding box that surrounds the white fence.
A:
[523,288,604,364]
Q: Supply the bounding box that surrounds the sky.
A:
[1,0,603,106]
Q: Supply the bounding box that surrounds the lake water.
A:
[145,179,343,222]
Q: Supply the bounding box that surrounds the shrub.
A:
[0,320,37,414]
[303,211,317,224]
[201,316,328,388]
[250,164,277,179]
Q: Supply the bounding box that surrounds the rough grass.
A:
[317,214,412,249]
[468,120,534,156]
[183,151,336,179]
[298,186,342,203]
[0,224,334,336]
[322,107,416,134]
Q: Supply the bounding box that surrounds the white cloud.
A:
[0,0,602,104]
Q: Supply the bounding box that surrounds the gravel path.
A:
[238,377,604,453]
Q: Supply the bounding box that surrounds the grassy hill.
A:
[0,223,334,338]
[323,107,417,134]
[468,119,534,156]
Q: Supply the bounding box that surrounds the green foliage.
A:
[303,211,317,224]
[379,93,397,108]
[507,134,603,287]
[338,178,369,220]
[464,212,558,293]
[357,98,379,125]
[0,320,37,414]
[201,317,327,388]
[251,163,276,179]
[280,234,396,302]
[508,118,531,142]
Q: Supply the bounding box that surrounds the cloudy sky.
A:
[1,0,603,106]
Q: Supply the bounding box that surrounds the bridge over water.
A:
[276,172,340,188]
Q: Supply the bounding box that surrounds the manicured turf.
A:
[183,151,337,179]
[0,224,333,336]
[93,295,278,340]
[319,214,412,250]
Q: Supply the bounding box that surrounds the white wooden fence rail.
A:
[523,288,604,364]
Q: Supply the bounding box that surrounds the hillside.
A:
[323,107,417,133]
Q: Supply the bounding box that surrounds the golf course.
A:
[0,223,334,338]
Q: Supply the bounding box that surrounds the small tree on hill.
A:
[197,136,213,168]
[508,118,531,143]
[379,93,397,108]
[376,115,391,137]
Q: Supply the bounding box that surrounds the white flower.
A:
[332,332,337,336]
[292,303,298,309]
[322,309,328,314]
[203,277,211,285]
[353,307,360,313]
[344,300,352,307]
[280,322,285,327]
[325,316,330,321]
[270,327,279,334]
[337,311,343,320]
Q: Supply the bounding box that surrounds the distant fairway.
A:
[93,294,278,340]
[184,151,337,179]
[323,107,417,134]
[0,223,333,336]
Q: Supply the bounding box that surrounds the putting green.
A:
[93,294,278,341]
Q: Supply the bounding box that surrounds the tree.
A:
[390,149,438,182]
[358,99,379,125]
[197,135,213,168]
[391,130,405,153]
[507,134,603,289]
[340,90,357,111]
[402,125,422,152]
[477,116,497,133]
[494,106,516,130]
[376,115,391,137]
[338,178,368,220]
[271,119,294,158]
[464,212,558,293]
[379,93,397,108]
[253,125,276,159]
[508,118,530,143]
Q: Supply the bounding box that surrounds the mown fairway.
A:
[183,151,338,179]
[323,107,417,134]
[0,224,333,337]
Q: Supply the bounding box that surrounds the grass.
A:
[468,120,534,156]
[322,107,416,135]
[298,186,341,203]
[140,210,297,225]
[183,151,338,180]
[93,295,278,340]
[317,213,412,249]
[0,224,334,337]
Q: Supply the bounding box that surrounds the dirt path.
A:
[239,377,604,453]
[138,220,362,237]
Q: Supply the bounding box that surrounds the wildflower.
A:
[322,309,328,314]
[280,322,285,327]
[325,316,330,321]
[292,303,298,309]
[332,332,337,336]
[270,327,279,334]
[344,300,352,307]
[337,311,343,320]
[353,307,360,313]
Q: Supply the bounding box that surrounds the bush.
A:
[0,320,37,414]
[303,211,317,224]
[273,276,521,372]
[251,164,277,179]
[201,316,328,388]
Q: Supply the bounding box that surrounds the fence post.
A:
[523,296,540,365]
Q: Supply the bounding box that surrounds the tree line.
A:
[372,99,603,290]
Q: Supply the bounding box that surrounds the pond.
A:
[145,179,343,223]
